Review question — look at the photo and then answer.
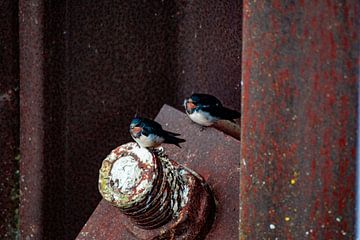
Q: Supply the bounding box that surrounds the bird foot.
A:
[152,146,166,156]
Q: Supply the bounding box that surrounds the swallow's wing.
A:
[203,105,240,121]
[137,118,160,136]
[202,106,223,119]
[192,93,222,107]
[162,130,181,136]
[141,117,183,139]
[142,118,163,130]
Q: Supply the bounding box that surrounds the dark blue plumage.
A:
[129,117,185,148]
[184,93,240,126]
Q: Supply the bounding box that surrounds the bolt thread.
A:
[99,143,189,230]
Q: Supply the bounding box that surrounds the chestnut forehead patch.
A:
[132,126,142,134]
[187,102,196,110]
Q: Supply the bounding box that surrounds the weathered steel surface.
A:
[175,1,242,112]
[241,1,359,239]
[155,105,239,239]
[98,144,215,239]
[0,0,19,239]
[19,1,241,238]
[19,0,47,239]
[77,105,240,239]
[213,120,241,140]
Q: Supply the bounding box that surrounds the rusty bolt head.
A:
[98,142,159,209]
[98,142,215,238]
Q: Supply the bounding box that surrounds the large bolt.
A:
[98,142,215,239]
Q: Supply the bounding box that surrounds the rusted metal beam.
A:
[97,142,215,239]
[19,0,47,238]
[213,120,241,140]
[19,1,241,238]
[240,0,359,239]
[77,105,240,239]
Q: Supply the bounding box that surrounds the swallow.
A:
[184,93,240,126]
[129,117,185,149]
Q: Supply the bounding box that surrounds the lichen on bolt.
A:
[110,156,142,195]
[98,142,215,238]
[98,142,158,208]
[156,151,190,217]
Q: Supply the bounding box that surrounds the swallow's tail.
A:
[163,129,181,136]
[164,135,186,148]
[220,107,241,122]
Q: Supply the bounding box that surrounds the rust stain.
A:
[19,1,241,238]
[77,105,240,239]
[241,0,359,239]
